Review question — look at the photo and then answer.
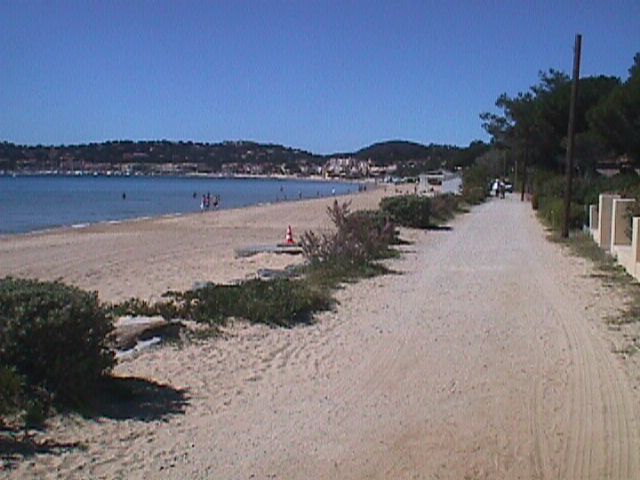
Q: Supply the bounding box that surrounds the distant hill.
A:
[352,140,489,174]
[0,140,323,173]
[0,138,489,175]
[354,140,436,164]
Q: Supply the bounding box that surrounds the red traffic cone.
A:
[285,225,295,245]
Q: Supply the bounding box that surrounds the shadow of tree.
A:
[0,375,188,468]
[0,433,83,469]
[88,375,189,422]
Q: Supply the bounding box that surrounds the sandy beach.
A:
[2,190,640,479]
[0,184,406,304]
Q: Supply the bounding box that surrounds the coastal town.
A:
[0,139,482,179]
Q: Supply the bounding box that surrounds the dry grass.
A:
[552,231,640,326]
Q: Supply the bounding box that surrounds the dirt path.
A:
[197,195,639,479]
[5,195,640,479]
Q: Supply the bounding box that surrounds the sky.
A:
[1,1,639,154]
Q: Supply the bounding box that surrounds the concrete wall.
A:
[631,217,640,277]
[597,194,620,251]
[611,198,635,252]
[588,195,640,281]
[588,204,599,242]
[589,205,599,230]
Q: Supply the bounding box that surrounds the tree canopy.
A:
[480,53,638,175]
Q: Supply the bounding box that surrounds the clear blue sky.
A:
[1,0,638,154]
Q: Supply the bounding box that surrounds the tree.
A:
[588,53,640,164]
[482,69,622,178]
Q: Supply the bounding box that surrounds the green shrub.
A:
[461,164,489,204]
[166,278,332,327]
[461,185,487,205]
[301,201,397,268]
[430,194,460,223]
[537,196,586,231]
[0,365,23,420]
[379,195,431,228]
[0,277,115,407]
[107,296,180,321]
[533,170,566,199]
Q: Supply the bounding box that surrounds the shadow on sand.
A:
[0,375,188,468]
[89,375,189,421]
[0,434,82,468]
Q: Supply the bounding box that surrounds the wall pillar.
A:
[588,204,599,239]
[610,198,635,252]
[598,194,620,251]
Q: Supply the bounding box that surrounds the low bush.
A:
[301,201,397,269]
[107,296,180,321]
[0,365,23,421]
[461,185,487,205]
[537,196,586,231]
[164,278,332,327]
[461,164,490,204]
[0,277,115,408]
[430,194,460,223]
[379,195,431,228]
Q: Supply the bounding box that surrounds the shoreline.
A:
[0,175,372,238]
[0,183,409,303]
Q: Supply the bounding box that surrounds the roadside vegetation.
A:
[0,279,115,429]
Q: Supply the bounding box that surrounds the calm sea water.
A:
[0,175,360,235]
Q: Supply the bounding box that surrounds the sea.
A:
[0,175,361,235]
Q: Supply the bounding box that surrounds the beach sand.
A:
[2,189,640,479]
[0,184,409,304]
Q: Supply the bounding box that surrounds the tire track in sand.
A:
[523,202,640,479]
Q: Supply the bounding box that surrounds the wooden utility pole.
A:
[520,137,528,202]
[562,34,582,238]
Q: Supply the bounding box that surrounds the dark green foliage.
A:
[482,53,639,175]
[111,280,333,329]
[379,195,431,228]
[107,296,180,321]
[588,54,640,163]
[531,170,584,231]
[430,194,461,223]
[529,169,640,232]
[126,279,332,328]
[461,164,490,204]
[2,138,489,177]
[233,279,331,327]
[0,365,23,420]
[1,140,322,175]
[0,277,115,408]
[537,196,586,230]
